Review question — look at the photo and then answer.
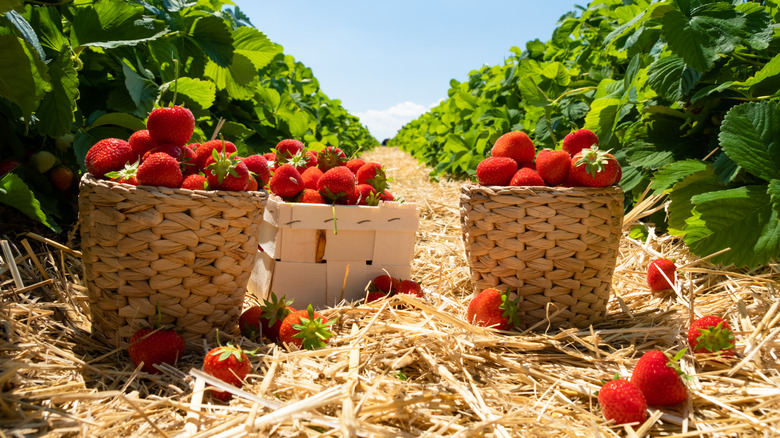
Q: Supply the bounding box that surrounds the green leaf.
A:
[122,61,158,118]
[647,54,701,101]
[36,47,79,138]
[86,113,146,132]
[190,15,233,67]
[6,10,45,61]
[29,5,69,53]
[71,0,169,48]
[204,54,257,99]
[718,101,780,182]
[552,17,578,47]
[667,165,723,236]
[650,159,709,195]
[0,173,60,232]
[684,186,780,268]
[233,27,279,71]
[0,0,23,14]
[584,97,620,141]
[729,53,780,98]
[167,77,215,110]
[768,179,780,218]
[542,62,570,87]
[0,34,50,121]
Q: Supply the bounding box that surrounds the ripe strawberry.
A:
[301,166,324,190]
[128,327,185,374]
[346,158,366,174]
[274,139,305,162]
[379,190,394,202]
[465,288,519,330]
[262,152,276,163]
[180,173,207,190]
[242,154,271,185]
[509,167,545,186]
[269,164,305,198]
[128,130,156,157]
[299,188,325,204]
[146,105,195,146]
[356,162,390,193]
[194,140,237,172]
[105,159,140,185]
[598,379,648,425]
[562,128,599,157]
[476,156,518,186]
[239,294,295,343]
[0,159,19,176]
[180,144,198,176]
[142,143,183,162]
[396,279,424,299]
[365,291,389,304]
[204,149,251,191]
[631,350,689,406]
[647,258,677,291]
[278,304,336,350]
[316,146,348,171]
[569,147,620,187]
[49,166,74,191]
[318,166,357,203]
[370,274,399,294]
[688,316,735,357]
[352,183,380,206]
[245,176,258,191]
[491,131,535,165]
[85,138,137,178]
[30,151,56,173]
[136,152,182,188]
[535,149,570,186]
[203,343,255,401]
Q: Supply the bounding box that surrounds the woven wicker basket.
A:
[459,184,624,330]
[77,174,267,348]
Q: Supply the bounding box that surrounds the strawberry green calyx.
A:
[694,322,735,353]
[292,304,336,350]
[261,293,294,328]
[499,288,521,329]
[207,145,242,185]
[665,349,691,381]
[574,146,612,178]
[105,158,140,182]
[209,343,257,362]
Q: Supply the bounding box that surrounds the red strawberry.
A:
[476,156,518,186]
[136,152,182,188]
[299,188,325,204]
[180,144,198,176]
[318,166,357,203]
[647,258,676,291]
[142,143,183,162]
[242,154,271,185]
[465,288,519,330]
[85,138,137,178]
[262,152,276,163]
[274,139,305,162]
[301,166,324,190]
[356,162,390,192]
[146,105,195,146]
[128,130,156,157]
[569,147,620,187]
[396,279,424,299]
[128,327,185,374]
[202,343,254,401]
[204,149,251,191]
[245,176,258,191]
[49,166,74,191]
[278,304,336,350]
[239,294,295,343]
[631,350,689,406]
[688,316,735,357]
[105,159,140,185]
[346,158,366,174]
[598,379,648,425]
[195,140,237,171]
[0,159,20,176]
[180,173,207,190]
[352,183,380,206]
[379,190,394,202]
[316,146,348,171]
[509,167,545,186]
[562,128,599,157]
[269,164,305,198]
[370,275,399,294]
[365,291,389,304]
[491,131,535,165]
[535,149,570,186]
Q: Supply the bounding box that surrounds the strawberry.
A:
[146,105,195,146]
[370,274,399,294]
[180,173,207,190]
[136,152,182,188]
[491,131,535,165]
[239,294,295,343]
[356,162,390,192]
[274,139,305,162]
[562,128,599,157]
[142,143,183,162]
[49,166,74,191]
[476,156,518,186]
[128,130,156,157]
[352,183,381,206]
[180,144,198,176]
[465,288,519,330]
[269,164,305,198]
[346,158,366,174]
[688,316,735,357]
[30,151,56,173]
[203,343,255,401]
[569,147,620,187]
[316,146,348,171]
[245,176,259,191]
[299,188,325,204]
[396,279,424,299]
[365,291,389,304]
[241,154,271,186]
[379,190,394,202]
[631,350,689,406]
[598,379,648,425]
[204,148,251,191]
[128,327,186,374]
[318,166,357,203]
[105,159,140,185]
[194,140,237,172]
[85,138,137,179]
[301,166,324,190]
[278,304,336,350]
[647,258,677,291]
[262,152,276,163]
[509,167,545,186]
[0,159,19,177]
[535,149,570,186]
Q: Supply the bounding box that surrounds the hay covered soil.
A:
[1,147,779,437]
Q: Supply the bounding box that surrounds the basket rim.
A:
[80,172,267,200]
[460,183,623,196]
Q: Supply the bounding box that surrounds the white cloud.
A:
[355,101,438,142]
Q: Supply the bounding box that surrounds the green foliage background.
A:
[0,0,377,232]
[390,0,780,268]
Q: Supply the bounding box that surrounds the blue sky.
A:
[232,1,584,141]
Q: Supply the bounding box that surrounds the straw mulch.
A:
[1,147,779,437]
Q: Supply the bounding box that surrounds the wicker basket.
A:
[77,174,267,348]
[459,184,624,330]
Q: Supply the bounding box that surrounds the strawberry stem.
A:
[172,57,179,106]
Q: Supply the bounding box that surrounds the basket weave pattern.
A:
[459,184,624,329]
[78,174,267,348]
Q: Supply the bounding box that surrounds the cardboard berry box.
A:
[248,195,419,308]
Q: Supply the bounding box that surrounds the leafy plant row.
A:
[0,0,377,233]
[390,0,780,268]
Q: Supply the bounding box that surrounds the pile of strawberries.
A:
[266,139,395,205]
[85,105,270,192]
[475,128,621,188]
[363,274,424,304]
